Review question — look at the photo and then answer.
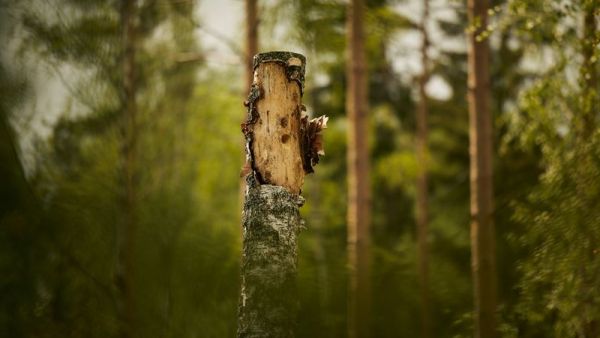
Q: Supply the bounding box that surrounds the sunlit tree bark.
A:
[245,0,258,91]
[467,0,497,337]
[346,0,371,337]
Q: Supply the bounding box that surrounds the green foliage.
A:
[501,1,600,336]
[513,137,600,337]
[1,1,244,337]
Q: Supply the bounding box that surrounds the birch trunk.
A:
[467,0,497,337]
[238,51,325,338]
[238,182,303,338]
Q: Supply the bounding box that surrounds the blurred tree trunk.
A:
[240,0,259,208]
[580,1,598,138]
[581,4,598,336]
[416,0,430,337]
[117,1,137,337]
[0,92,39,338]
[346,0,371,337]
[467,0,497,337]
[245,0,258,91]
[238,52,308,338]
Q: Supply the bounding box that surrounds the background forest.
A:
[0,0,599,337]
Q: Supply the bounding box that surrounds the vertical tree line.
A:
[467,0,497,337]
[346,0,371,337]
[415,0,431,337]
[117,1,137,337]
[245,0,258,91]
[580,0,597,138]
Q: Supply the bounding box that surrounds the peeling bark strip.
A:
[238,51,326,338]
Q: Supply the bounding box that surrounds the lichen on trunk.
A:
[238,177,304,338]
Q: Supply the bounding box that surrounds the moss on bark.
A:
[237,179,304,338]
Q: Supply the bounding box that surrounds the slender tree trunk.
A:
[238,51,325,338]
[416,0,431,337]
[346,0,371,337]
[117,1,137,337]
[245,0,258,91]
[240,0,259,210]
[581,5,598,337]
[467,0,497,337]
[580,2,598,138]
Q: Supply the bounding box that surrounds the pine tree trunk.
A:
[416,0,431,337]
[467,0,497,337]
[238,51,324,338]
[581,5,598,337]
[245,0,258,91]
[346,0,371,337]
[580,2,598,138]
[117,1,137,337]
[240,0,259,212]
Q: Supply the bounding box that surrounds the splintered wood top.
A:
[252,62,304,194]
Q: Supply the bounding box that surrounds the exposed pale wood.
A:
[252,62,305,194]
[467,0,497,337]
[346,0,371,337]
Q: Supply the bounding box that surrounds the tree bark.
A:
[580,2,598,138]
[416,0,431,337]
[581,5,598,337]
[245,0,258,91]
[467,0,497,337]
[346,0,371,337]
[240,0,259,212]
[238,182,303,338]
[117,1,137,337]
[238,51,324,338]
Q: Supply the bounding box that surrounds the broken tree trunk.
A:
[238,51,327,338]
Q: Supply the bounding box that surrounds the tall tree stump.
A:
[238,51,327,338]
